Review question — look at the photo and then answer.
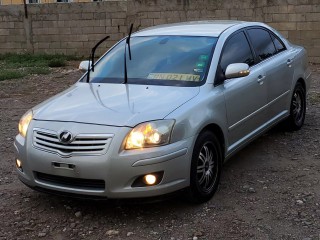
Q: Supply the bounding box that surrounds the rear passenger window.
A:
[220,32,254,73]
[247,28,276,61]
[271,34,286,53]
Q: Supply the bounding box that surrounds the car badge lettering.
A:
[59,131,73,144]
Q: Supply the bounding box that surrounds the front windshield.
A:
[85,36,218,86]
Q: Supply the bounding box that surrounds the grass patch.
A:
[0,70,25,81]
[0,53,81,81]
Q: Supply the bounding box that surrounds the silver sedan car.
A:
[15,21,311,203]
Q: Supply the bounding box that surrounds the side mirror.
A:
[79,60,91,72]
[225,63,250,79]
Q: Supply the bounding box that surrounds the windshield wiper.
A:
[86,35,110,83]
[124,23,133,84]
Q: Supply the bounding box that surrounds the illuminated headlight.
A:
[18,110,33,138]
[125,120,175,150]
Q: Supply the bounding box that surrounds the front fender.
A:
[165,84,228,154]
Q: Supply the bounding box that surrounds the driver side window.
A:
[220,32,255,74]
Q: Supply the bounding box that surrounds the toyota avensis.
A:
[15,21,311,203]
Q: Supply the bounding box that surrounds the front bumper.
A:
[14,120,195,198]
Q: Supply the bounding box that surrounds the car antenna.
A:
[124,23,133,84]
[86,35,110,83]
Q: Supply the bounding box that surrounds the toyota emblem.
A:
[59,131,73,144]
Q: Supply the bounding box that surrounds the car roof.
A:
[133,20,246,37]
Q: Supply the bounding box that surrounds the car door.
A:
[219,31,268,152]
[247,28,294,119]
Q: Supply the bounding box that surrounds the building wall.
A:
[1,0,102,6]
[0,0,319,63]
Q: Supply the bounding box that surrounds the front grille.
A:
[33,128,113,157]
[35,172,105,190]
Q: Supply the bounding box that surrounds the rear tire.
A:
[286,82,306,131]
[187,131,222,203]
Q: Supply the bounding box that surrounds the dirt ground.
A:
[0,63,319,240]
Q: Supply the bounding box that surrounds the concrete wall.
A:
[0,0,319,63]
[0,0,118,7]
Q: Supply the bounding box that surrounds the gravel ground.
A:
[0,63,319,240]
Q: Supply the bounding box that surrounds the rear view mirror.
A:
[79,60,91,72]
[225,63,250,79]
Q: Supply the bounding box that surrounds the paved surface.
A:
[0,64,319,240]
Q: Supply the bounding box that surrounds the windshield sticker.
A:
[199,55,209,61]
[194,68,204,73]
[147,73,200,81]
[193,54,209,74]
[196,62,206,68]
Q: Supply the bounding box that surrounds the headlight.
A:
[18,110,33,138]
[125,120,175,150]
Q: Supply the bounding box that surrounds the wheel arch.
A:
[198,123,226,160]
[285,76,307,131]
[296,77,306,91]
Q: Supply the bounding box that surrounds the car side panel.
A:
[263,50,294,119]
[291,46,312,91]
[223,65,268,152]
[281,46,311,112]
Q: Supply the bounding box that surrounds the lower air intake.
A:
[35,172,105,191]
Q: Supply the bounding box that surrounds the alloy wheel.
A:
[292,88,305,124]
[196,141,218,193]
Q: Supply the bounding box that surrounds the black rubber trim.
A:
[35,172,105,190]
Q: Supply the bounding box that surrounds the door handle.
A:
[287,59,293,67]
[257,75,265,85]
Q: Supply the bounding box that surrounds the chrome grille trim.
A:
[33,128,113,157]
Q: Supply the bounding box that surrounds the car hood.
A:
[33,83,199,127]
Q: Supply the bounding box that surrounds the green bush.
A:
[48,58,66,68]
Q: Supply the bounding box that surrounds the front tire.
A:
[286,82,306,131]
[187,131,222,203]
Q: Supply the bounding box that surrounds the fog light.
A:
[144,174,157,185]
[131,171,164,187]
[16,159,22,170]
